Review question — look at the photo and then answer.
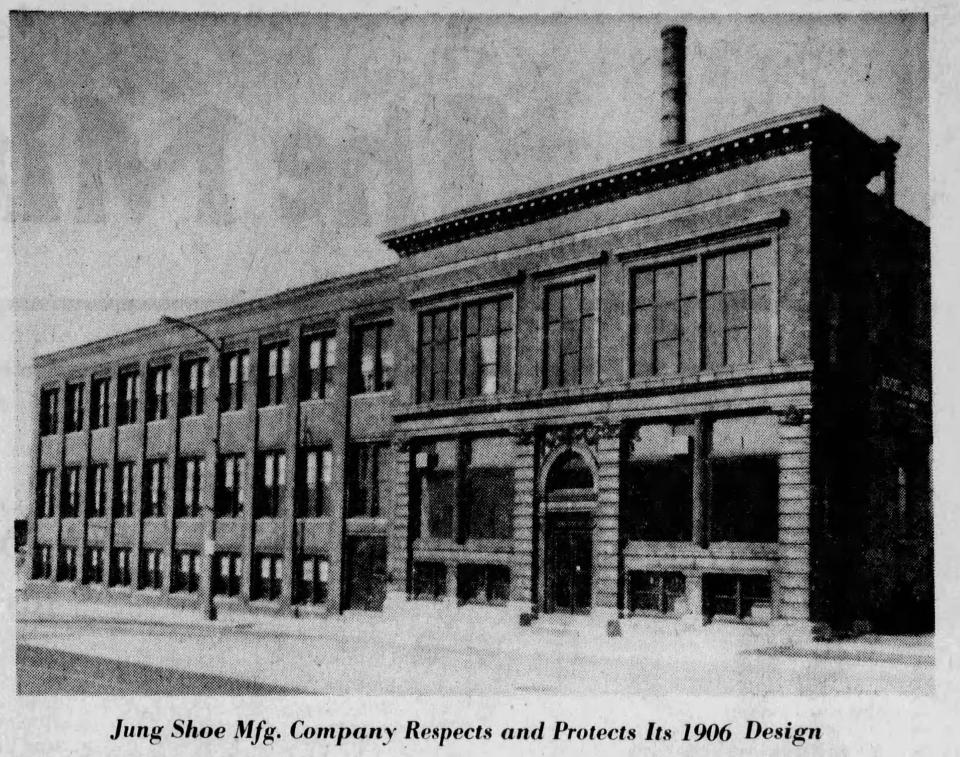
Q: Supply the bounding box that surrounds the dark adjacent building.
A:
[24,27,931,639]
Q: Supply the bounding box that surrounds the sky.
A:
[9,13,928,513]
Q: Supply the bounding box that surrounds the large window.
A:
[39,388,59,436]
[628,571,686,615]
[90,377,110,429]
[217,454,246,518]
[221,351,249,412]
[412,561,447,601]
[622,425,692,541]
[143,460,168,518]
[297,447,332,517]
[65,383,84,432]
[146,365,170,421]
[352,322,393,394]
[544,280,596,388]
[87,464,107,517]
[347,442,388,517]
[255,451,286,518]
[632,262,698,376]
[456,564,510,606]
[417,296,514,403]
[114,462,135,518]
[61,467,81,518]
[259,342,290,407]
[118,370,139,425]
[37,469,56,518]
[179,358,208,417]
[296,555,329,605]
[302,333,336,400]
[703,573,771,623]
[254,554,283,601]
[214,552,242,596]
[416,436,515,542]
[176,457,205,518]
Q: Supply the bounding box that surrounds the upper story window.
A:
[146,365,170,422]
[302,333,336,400]
[347,442,388,517]
[544,280,596,388]
[417,296,514,403]
[259,342,290,407]
[87,464,107,517]
[37,469,56,518]
[297,447,332,517]
[61,467,81,517]
[352,321,393,394]
[255,451,286,518]
[176,457,205,518]
[179,358,208,417]
[117,370,139,425]
[216,454,246,518]
[65,383,84,433]
[631,244,774,378]
[221,351,250,412]
[114,461,135,518]
[39,388,59,436]
[90,377,110,429]
[143,459,168,518]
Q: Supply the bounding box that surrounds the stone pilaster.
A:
[241,337,261,604]
[776,408,813,631]
[384,435,410,610]
[130,358,149,594]
[593,421,621,616]
[281,326,301,612]
[511,425,536,615]
[163,357,181,593]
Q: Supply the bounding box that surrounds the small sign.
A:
[204,538,215,556]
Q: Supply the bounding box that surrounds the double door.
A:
[545,512,592,614]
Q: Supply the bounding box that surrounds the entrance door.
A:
[344,536,387,611]
[545,513,592,614]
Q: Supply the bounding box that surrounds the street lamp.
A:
[160,315,223,621]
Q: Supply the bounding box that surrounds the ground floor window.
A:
[173,550,199,593]
[708,457,779,542]
[57,545,77,582]
[296,555,329,605]
[622,460,692,541]
[703,573,771,623]
[254,554,283,600]
[140,548,163,590]
[84,546,103,584]
[628,571,686,615]
[412,561,447,601]
[33,545,53,579]
[214,552,242,597]
[456,564,509,606]
[110,547,132,587]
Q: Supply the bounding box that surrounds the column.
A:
[163,357,181,593]
[281,326,301,613]
[200,344,221,614]
[78,373,93,587]
[51,378,68,585]
[103,364,122,591]
[511,426,536,621]
[130,358,149,595]
[327,313,352,614]
[593,421,621,629]
[691,415,708,548]
[26,385,41,583]
[241,337,261,605]
[384,435,410,611]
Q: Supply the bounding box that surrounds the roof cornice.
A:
[379,106,888,256]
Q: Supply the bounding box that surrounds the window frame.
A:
[179,357,209,417]
[145,364,171,422]
[110,547,132,587]
[221,350,250,412]
[216,454,246,518]
[175,457,205,518]
[39,387,59,436]
[140,548,164,590]
[34,544,53,579]
[253,553,283,601]
[295,554,329,606]
[173,550,200,593]
[143,459,168,518]
[258,341,290,407]
[64,382,84,433]
[87,464,108,517]
[347,441,387,518]
[297,446,332,518]
[57,545,77,582]
[214,552,242,597]
[540,275,600,390]
[37,468,56,518]
[114,461,136,518]
[117,370,139,425]
[255,450,287,518]
[83,546,104,584]
[90,377,110,429]
[61,466,81,518]
[301,332,337,401]
[351,320,394,394]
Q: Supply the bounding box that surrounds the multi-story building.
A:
[24,27,931,640]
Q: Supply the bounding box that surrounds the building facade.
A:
[24,29,932,640]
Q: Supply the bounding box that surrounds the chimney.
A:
[660,25,687,148]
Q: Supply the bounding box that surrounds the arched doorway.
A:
[542,449,596,615]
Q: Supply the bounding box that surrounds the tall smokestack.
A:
[660,25,687,148]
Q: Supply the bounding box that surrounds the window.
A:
[110,547,132,587]
[33,544,53,579]
[118,370,139,425]
[216,454,246,517]
[37,469,56,518]
[221,351,250,412]
[302,333,336,400]
[353,321,393,393]
[628,571,686,615]
[176,458,205,518]
[254,554,283,600]
[544,450,594,495]
[297,447,332,517]
[114,462,135,517]
[140,548,163,590]
[463,437,514,539]
[146,365,170,421]
[632,262,698,376]
[418,440,458,539]
[214,552,242,596]
[255,451,286,518]
[622,425,692,541]
[259,342,290,407]
[90,377,110,429]
[296,555,329,605]
[40,388,59,435]
[173,550,199,593]
[418,297,514,403]
[348,442,388,517]
[87,465,108,516]
[412,561,447,601]
[61,467,81,517]
[703,573,772,623]
[456,564,510,606]
[84,546,104,584]
[65,383,84,432]
[544,280,595,388]
[143,460,168,518]
[704,247,773,368]
[179,358,208,417]
[57,545,77,581]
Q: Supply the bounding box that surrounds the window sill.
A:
[351,390,393,399]
[299,397,333,406]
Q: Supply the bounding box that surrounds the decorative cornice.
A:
[776,404,812,426]
[542,419,621,454]
[512,425,536,446]
[379,107,889,257]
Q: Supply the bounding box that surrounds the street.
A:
[16,607,934,696]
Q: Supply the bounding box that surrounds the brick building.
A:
[24,27,931,639]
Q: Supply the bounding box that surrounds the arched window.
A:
[545,450,594,494]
